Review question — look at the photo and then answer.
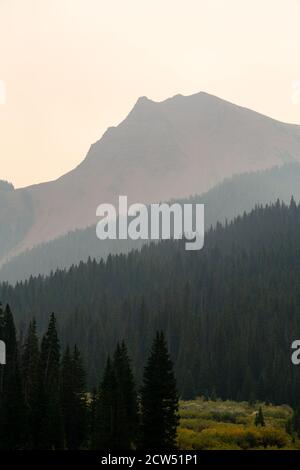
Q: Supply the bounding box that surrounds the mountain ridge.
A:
[2,91,300,265]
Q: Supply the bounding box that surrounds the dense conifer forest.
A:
[0,307,179,450]
[2,163,300,285]
[1,199,300,407]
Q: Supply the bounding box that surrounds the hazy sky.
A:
[1,0,300,188]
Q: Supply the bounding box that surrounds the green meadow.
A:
[178,398,300,450]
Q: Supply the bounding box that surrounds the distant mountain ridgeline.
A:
[1,200,300,404]
[1,163,300,284]
[0,180,14,192]
[0,182,35,262]
[1,92,300,268]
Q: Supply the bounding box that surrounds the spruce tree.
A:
[255,406,265,427]
[139,331,179,450]
[37,313,63,449]
[113,341,138,449]
[61,345,87,449]
[0,304,25,449]
[22,318,40,448]
[287,407,300,438]
[89,388,98,449]
[72,345,88,446]
[61,346,73,448]
[94,357,117,449]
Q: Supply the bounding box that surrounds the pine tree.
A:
[22,318,40,448]
[0,303,5,392]
[61,346,73,447]
[94,357,117,449]
[0,304,25,449]
[72,345,88,445]
[286,407,300,438]
[139,331,179,450]
[37,313,63,449]
[61,345,87,449]
[255,406,265,427]
[89,387,98,449]
[113,341,138,449]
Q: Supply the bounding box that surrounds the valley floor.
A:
[178,398,300,450]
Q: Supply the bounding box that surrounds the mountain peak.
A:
[131,95,155,111]
[136,95,152,104]
[4,91,300,266]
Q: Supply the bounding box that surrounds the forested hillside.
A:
[2,163,300,284]
[0,307,179,450]
[1,199,300,404]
